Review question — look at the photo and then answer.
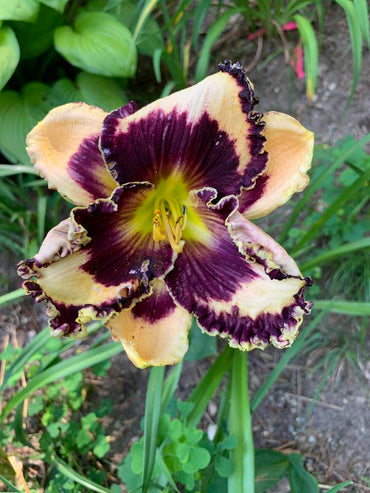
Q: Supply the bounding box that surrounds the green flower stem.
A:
[142,366,165,493]
[0,288,25,306]
[228,350,254,493]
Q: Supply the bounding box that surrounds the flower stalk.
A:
[228,349,254,493]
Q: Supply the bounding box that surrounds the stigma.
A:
[152,198,187,252]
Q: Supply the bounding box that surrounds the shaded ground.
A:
[1,4,369,492]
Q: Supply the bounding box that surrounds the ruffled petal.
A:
[107,280,191,368]
[239,111,314,219]
[26,102,136,205]
[100,61,267,198]
[17,183,177,335]
[165,194,312,350]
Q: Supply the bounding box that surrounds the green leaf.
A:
[185,346,233,427]
[0,0,39,22]
[117,2,163,56]
[0,341,122,423]
[228,350,254,493]
[255,449,289,492]
[326,481,353,492]
[0,26,20,91]
[294,14,318,99]
[312,300,370,316]
[54,11,137,78]
[0,82,55,163]
[184,427,203,445]
[39,0,68,13]
[51,454,112,493]
[185,318,217,361]
[93,434,110,458]
[195,8,240,82]
[142,366,164,493]
[354,0,370,47]
[335,0,363,105]
[216,455,234,478]
[288,454,319,493]
[183,446,211,474]
[76,72,127,111]
[11,5,62,60]
[218,435,238,451]
[76,428,91,448]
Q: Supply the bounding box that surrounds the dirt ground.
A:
[1,4,369,492]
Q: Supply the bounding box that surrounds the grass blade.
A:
[195,8,240,82]
[326,481,353,492]
[292,166,370,253]
[294,14,318,99]
[0,164,38,177]
[279,135,370,243]
[334,0,363,105]
[132,0,160,43]
[312,300,370,316]
[0,341,122,423]
[185,346,233,427]
[52,455,111,492]
[142,366,165,493]
[0,288,25,306]
[0,474,23,492]
[192,0,212,49]
[354,0,370,47]
[228,351,254,493]
[300,238,370,270]
[251,310,327,412]
[161,362,182,412]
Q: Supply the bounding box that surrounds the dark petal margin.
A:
[18,183,177,336]
[166,195,312,350]
[165,191,259,312]
[101,64,267,198]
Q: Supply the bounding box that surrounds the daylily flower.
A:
[18,60,314,369]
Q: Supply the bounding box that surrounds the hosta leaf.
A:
[38,0,69,13]
[11,5,62,60]
[0,0,40,22]
[54,11,137,78]
[51,72,127,111]
[0,82,55,163]
[0,26,20,91]
[76,72,127,110]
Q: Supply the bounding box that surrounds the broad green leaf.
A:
[0,26,20,91]
[0,82,55,163]
[255,449,289,493]
[76,72,127,110]
[288,454,319,492]
[255,449,289,492]
[354,0,369,47]
[54,11,137,78]
[11,5,62,59]
[0,0,39,22]
[216,455,234,478]
[39,0,68,13]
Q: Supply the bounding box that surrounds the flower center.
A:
[152,198,187,252]
[131,175,211,252]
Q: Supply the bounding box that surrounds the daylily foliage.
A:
[18,61,314,368]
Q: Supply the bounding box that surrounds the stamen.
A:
[152,198,187,252]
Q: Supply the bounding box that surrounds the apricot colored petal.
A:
[240,111,313,219]
[107,280,192,368]
[26,102,136,205]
